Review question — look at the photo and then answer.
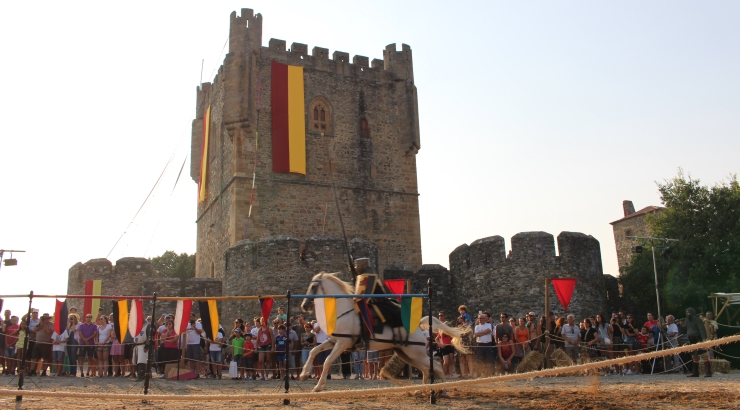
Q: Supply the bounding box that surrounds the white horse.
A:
[300,272,468,392]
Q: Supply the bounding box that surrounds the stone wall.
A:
[67,229,613,329]
[220,235,377,324]
[192,8,422,280]
[442,231,609,321]
[67,258,222,322]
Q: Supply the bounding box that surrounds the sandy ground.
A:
[0,371,737,409]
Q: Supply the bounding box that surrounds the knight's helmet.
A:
[354,258,386,295]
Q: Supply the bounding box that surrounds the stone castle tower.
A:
[191,8,422,279]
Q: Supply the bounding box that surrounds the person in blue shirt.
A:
[274,325,288,379]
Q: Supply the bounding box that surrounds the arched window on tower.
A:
[308,97,332,134]
[210,261,215,278]
[360,118,370,139]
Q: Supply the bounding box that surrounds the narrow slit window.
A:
[360,118,370,139]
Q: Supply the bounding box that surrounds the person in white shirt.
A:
[474,312,494,376]
[51,329,68,376]
[561,314,580,363]
[96,316,113,377]
[185,312,204,374]
[312,323,330,379]
[665,315,681,372]
[209,326,225,379]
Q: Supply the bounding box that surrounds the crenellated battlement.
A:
[223,8,414,82]
[229,8,262,54]
[257,39,414,82]
[66,257,223,320]
[446,231,608,320]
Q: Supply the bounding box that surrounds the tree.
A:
[149,251,196,280]
[620,171,740,317]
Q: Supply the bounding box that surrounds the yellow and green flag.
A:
[401,297,423,334]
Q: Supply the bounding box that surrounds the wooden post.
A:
[16,291,33,402]
[428,278,435,405]
[283,290,291,405]
[544,278,550,369]
[143,292,157,395]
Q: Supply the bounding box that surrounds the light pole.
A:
[626,236,678,321]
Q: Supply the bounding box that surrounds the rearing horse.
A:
[300,272,467,392]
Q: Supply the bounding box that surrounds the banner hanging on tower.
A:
[271,61,306,174]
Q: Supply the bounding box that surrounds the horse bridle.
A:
[306,273,355,326]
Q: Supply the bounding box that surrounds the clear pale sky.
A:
[1,1,738,316]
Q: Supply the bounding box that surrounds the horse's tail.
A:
[420,316,470,354]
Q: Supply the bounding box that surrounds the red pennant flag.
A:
[259,298,274,325]
[54,300,68,335]
[383,279,405,302]
[174,300,192,336]
[551,278,577,312]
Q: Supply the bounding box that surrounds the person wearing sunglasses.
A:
[77,314,98,377]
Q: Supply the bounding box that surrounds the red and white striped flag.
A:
[128,299,144,338]
[174,300,192,336]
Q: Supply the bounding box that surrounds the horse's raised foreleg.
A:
[314,338,353,392]
[299,340,334,382]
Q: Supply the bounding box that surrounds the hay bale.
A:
[516,351,544,373]
[379,353,407,379]
[698,358,730,375]
[550,348,579,377]
[550,348,574,368]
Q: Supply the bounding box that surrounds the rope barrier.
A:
[0,333,737,402]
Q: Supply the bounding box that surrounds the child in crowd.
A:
[458,305,472,324]
[110,330,124,376]
[51,327,69,377]
[277,307,287,322]
[637,326,652,352]
[274,325,288,379]
[242,333,256,380]
[231,329,245,379]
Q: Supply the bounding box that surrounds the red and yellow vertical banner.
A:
[83,279,102,319]
[198,105,211,202]
[271,61,306,174]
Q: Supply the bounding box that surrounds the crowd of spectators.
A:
[0,303,721,380]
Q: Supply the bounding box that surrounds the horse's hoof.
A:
[299,373,309,382]
[312,385,324,393]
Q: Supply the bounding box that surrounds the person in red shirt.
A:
[643,313,660,330]
[4,316,20,375]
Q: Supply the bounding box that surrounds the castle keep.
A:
[191,8,422,280]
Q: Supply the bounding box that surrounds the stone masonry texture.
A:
[191,9,422,281]
[67,258,223,322]
[67,229,614,326]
